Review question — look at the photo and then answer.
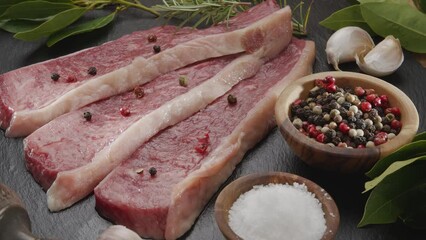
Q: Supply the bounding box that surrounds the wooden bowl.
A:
[215,172,339,240]
[275,71,419,173]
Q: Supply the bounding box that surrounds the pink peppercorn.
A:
[316,133,326,143]
[374,132,388,146]
[354,86,365,96]
[391,107,401,116]
[66,76,77,83]
[366,94,377,103]
[324,76,336,85]
[309,128,321,138]
[360,101,372,112]
[379,95,389,108]
[391,119,402,130]
[293,99,302,106]
[120,107,131,117]
[339,122,350,134]
[326,84,337,93]
[373,97,382,107]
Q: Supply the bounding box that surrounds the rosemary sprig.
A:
[152,0,251,28]
[153,0,313,35]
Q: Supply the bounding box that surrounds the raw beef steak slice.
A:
[24,0,280,191]
[1,0,279,137]
[95,38,315,240]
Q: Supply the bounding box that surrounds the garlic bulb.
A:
[355,35,404,77]
[98,225,143,240]
[325,26,375,70]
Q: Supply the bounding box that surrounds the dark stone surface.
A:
[0,1,425,239]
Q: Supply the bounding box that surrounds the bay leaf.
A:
[319,5,374,34]
[0,0,71,16]
[14,7,86,41]
[0,1,75,21]
[360,2,426,53]
[413,131,426,142]
[366,140,426,178]
[47,12,116,47]
[358,161,426,227]
[364,155,426,192]
[0,19,44,33]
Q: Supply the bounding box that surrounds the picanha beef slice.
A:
[45,6,293,212]
[1,0,278,137]
[95,38,315,240]
[24,0,278,192]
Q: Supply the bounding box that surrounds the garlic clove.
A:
[355,35,404,77]
[325,26,375,70]
[98,225,143,240]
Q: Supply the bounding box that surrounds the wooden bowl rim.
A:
[275,71,419,160]
[214,172,340,240]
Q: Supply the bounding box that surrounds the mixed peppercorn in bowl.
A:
[275,72,419,173]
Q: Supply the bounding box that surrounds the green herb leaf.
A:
[0,19,44,33]
[14,7,86,41]
[47,12,116,47]
[319,5,374,34]
[359,161,426,227]
[360,2,426,53]
[364,156,426,192]
[366,140,426,178]
[0,0,71,16]
[0,1,75,21]
[413,131,426,142]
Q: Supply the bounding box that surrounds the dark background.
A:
[1,0,425,239]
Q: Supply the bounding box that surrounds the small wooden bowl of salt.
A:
[215,172,339,240]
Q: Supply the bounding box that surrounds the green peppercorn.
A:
[179,75,188,87]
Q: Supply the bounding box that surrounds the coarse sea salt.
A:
[228,182,326,240]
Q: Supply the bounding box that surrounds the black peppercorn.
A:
[83,111,92,121]
[332,137,341,146]
[354,136,367,146]
[382,124,391,133]
[51,73,60,81]
[295,108,306,119]
[153,45,161,53]
[341,101,351,110]
[369,109,378,118]
[355,119,366,129]
[291,105,301,115]
[149,167,157,176]
[325,129,336,139]
[364,130,375,141]
[227,94,237,105]
[347,116,357,123]
[87,67,97,76]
